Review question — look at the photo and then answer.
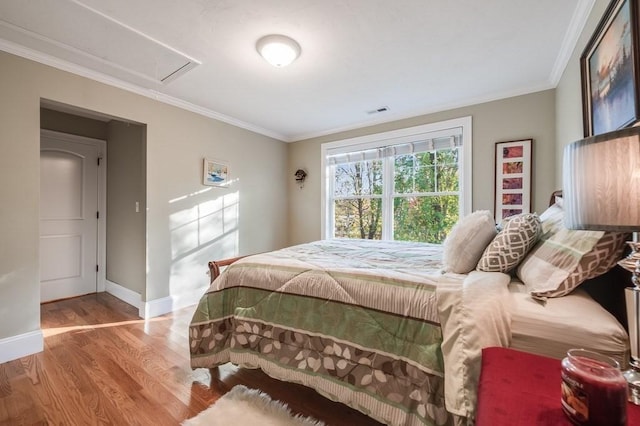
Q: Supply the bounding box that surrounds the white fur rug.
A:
[183,385,325,426]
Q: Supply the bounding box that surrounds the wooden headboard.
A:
[550,190,630,329]
[549,189,563,207]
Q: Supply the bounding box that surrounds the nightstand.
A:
[476,347,640,425]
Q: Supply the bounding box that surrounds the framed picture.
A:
[494,139,532,222]
[581,0,640,137]
[202,158,230,186]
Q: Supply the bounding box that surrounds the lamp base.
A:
[624,360,640,405]
[625,285,640,404]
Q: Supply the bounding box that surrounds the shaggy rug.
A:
[183,385,325,426]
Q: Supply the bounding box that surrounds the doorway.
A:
[39,130,106,302]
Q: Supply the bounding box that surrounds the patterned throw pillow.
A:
[442,210,497,274]
[476,213,541,273]
[516,203,628,298]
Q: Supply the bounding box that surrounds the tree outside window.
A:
[323,117,472,242]
[333,160,383,239]
[393,149,459,243]
[331,148,460,243]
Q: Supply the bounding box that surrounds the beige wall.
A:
[555,0,609,184]
[106,121,146,296]
[0,51,288,343]
[40,108,108,140]
[288,90,556,245]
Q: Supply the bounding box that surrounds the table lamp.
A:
[563,125,640,404]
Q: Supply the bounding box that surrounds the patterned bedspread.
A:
[189,239,511,426]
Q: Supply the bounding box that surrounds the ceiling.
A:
[0,0,593,142]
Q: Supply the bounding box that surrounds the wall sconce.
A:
[294,169,307,188]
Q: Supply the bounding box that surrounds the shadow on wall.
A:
[167,184,240,302]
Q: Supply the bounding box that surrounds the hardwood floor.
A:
[0,293,382,425]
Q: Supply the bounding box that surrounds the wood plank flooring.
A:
[0,293,382,425]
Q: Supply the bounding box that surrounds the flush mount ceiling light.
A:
[256,34,301,67]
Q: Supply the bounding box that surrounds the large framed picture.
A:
[202,158,230,187]
[494,139,533,223]
[581,0,640,137]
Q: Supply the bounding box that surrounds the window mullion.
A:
[328,164,336,238]
[434,151,439,193]
[382,156,394,240]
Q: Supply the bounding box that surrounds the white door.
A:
[40,133,101,302]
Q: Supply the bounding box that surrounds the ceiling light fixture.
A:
[256,34,301,68]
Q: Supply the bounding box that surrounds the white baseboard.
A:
[140,296,173,319]
[105,280,205,319]
[140,287,206,319]
[0,330,44,364]
[0,285,205,365]
[105,280,142,310]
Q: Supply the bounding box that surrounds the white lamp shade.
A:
[563,126,640,231]
[256,34,301,67]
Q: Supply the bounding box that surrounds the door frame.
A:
[40,129,107,293]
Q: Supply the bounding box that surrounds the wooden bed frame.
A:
[208,255,249,282]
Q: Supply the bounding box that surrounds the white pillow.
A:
[442,210,497,274]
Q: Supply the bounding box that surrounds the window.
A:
[321,117,472,243]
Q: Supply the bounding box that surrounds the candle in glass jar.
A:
[561,349,628,425]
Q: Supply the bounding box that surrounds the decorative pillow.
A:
[517,203,628,298]
[476,213,541,273]
[442,210,497,274]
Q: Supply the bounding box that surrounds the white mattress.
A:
[508,282,629,366]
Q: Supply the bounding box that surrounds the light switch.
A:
[135,201,140,213]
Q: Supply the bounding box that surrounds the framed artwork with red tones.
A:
[494,139,532,222]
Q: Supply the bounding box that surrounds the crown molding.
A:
[549,0,596,85]
[0,39,288,142]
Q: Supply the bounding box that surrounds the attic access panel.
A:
[0,0,199,85]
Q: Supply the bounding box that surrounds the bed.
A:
[189,194,630,426]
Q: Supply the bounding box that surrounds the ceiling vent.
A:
[0,0,199,86]
[367,106,390,115]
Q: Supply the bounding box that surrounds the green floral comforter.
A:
[189,239,506,426]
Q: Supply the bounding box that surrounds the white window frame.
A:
[321,116,472,240]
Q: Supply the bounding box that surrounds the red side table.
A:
[476,347,640,425]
